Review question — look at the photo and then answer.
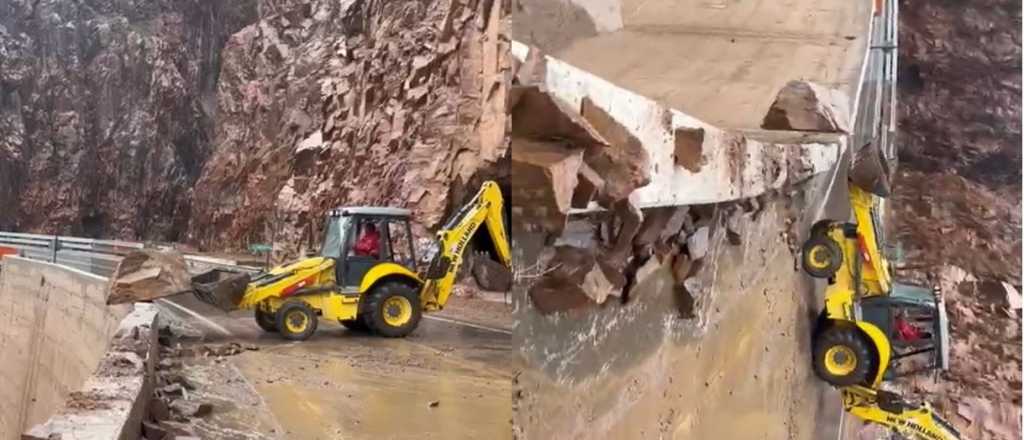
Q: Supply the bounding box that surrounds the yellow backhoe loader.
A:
[111,181,511,340]
[801,185,960,440]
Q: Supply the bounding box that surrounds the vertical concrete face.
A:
[0,256,130,439]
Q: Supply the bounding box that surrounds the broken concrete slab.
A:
[761,80,851,133]
[512,42,842,209]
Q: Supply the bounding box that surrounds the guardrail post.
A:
[50,236,59,263]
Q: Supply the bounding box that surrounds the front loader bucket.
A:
[191,269,250,312]
[107,249,193,305]
[849,141,893,197]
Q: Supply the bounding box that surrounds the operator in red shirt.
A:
[353,223,381,258]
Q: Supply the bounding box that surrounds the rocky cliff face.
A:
[896,0,1022,281]
[0,0,509,252]
[898,0,1021,190]
[188,0,509,255]
[895,1,1022,438]
[0,0,256,239]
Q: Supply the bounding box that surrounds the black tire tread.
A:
[275,301,318,341]
[255,308,278,333]
[813,326,874,386]
[802,234,843,278]
[363,281,422,338]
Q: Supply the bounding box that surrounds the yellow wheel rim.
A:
[382,296,413,327]
[824,345,858,376]
[284,310,309,334]
[807,244,832,269]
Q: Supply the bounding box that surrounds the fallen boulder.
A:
[107,249,193,305]
[761,80,851,133]
[510,139,585,234]
[527,246,626,314]
[580,97,651,202]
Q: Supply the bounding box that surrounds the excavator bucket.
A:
[191,268,250,312]
[849,141,894,197]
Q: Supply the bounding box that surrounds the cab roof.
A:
[329,206,411,217]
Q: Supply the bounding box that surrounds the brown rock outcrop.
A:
[0,0,257,239]
[187,0,510,255]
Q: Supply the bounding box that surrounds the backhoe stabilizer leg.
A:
[840,386,962,440]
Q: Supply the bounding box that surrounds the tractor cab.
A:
[321,207,418,291]
[859,282,951,379]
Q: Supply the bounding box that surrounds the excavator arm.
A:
[841,386,961,440]
[419,181,511,310]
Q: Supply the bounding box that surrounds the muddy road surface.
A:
[156,294,515,440]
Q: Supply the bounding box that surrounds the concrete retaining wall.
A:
[0,256,131,439]
[24,303,159,440]
[512,41,843,209]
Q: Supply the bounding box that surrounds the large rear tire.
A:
[255,308,278,333]
[813,326,874,386]
[364,281,422,338]
[276,301,318,341]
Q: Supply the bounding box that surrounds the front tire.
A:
[276,301,319,341]
[364,281,422,338]
[813,326,874,386]
[255,308,278,333]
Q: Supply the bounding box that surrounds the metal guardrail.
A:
[0,232,261,278]
[0,232,142,277]
[853,0,899,164]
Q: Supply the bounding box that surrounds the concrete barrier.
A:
[23,303,159,440]
[511,41,843,210]
[0,256,131,439]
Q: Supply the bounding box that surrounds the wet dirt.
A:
[157,296,514,440]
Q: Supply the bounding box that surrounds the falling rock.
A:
[471,254,513,291]
[634,205,684,245]
[511,86,609,148]
[581,264,617,304]
[580,98,652,202]
[510,139,584,234]
[527,246,625,314]
[687,226,711,260]
[1001,281,1022,310]
[761,80,851,133]
[529,278,593,315]
[683,277,704,297]
[571,163,605,209]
